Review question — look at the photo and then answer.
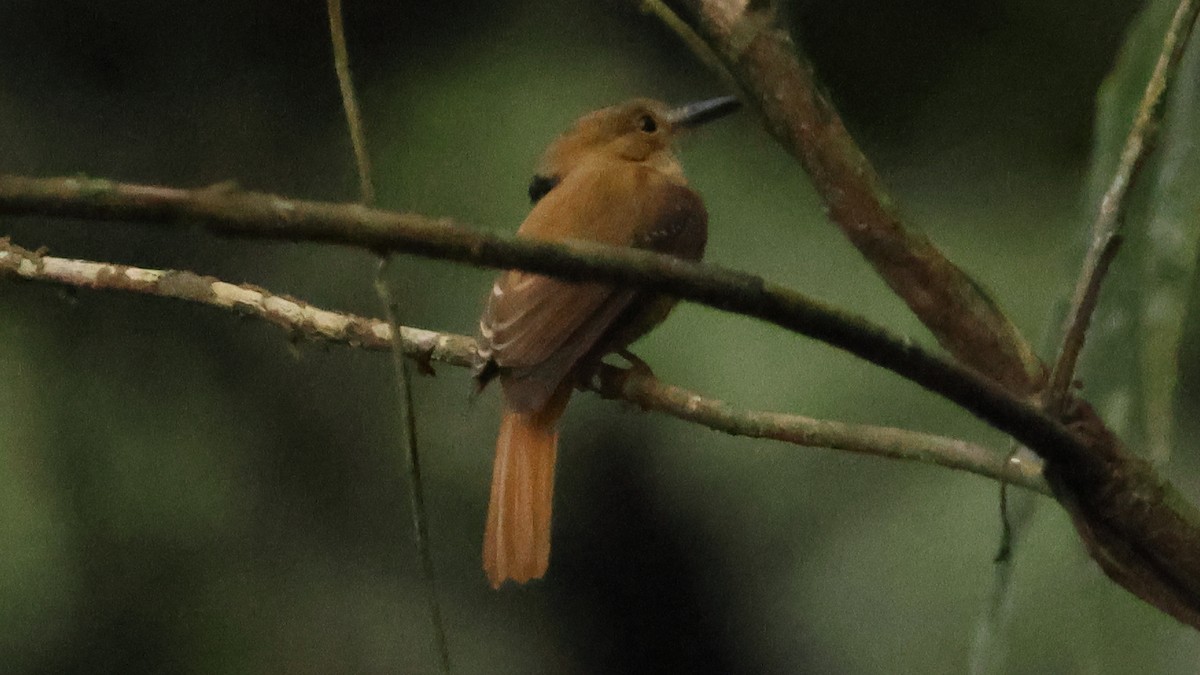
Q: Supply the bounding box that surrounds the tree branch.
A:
[0,237,1046,492]
[596,367,1048,492]
[654,0,1045,396]
[1047,0,1200,412]
[0,174,1091,468]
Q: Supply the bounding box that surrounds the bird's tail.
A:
[483,385,571,588]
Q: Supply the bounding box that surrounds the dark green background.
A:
[1,0,1197,672]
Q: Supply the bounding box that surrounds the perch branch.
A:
[1047,0,1200,412]
[653,0,1045,395]
[0,174,1090,469]
[0,237,1047,493]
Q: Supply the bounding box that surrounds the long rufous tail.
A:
[483,386,571,588]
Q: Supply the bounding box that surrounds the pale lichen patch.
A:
[212,282,264,315]
[157,271,210,301]
[262,296,302,323]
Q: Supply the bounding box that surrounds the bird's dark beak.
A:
[666,96,741,129]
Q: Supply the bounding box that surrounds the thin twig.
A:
[325,2,449,669]
[326,0,375,204]
[374,260,451,671]
[638,0,743,96]
[0,237,1048,493]
[970,468,1039,674]
[1046,0,1200,413]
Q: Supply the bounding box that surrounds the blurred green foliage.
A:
[1,0,1198,672]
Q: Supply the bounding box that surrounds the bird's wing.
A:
[480,275,635,412]
[477,162,707,413]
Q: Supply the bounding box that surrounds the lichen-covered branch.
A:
[655,0,1045,396]
[0,237,1046,493]
[0,236,474,364]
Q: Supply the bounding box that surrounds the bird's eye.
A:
[638,115,658,133]
[528,174,559,204]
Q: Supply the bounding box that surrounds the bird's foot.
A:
[616,349,656,381]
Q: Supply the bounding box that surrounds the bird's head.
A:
[528,96,739,203]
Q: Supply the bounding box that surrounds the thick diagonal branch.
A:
[658,0,1045,396]
[652,0,1200,630]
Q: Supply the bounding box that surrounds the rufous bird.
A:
[473,95,740,588]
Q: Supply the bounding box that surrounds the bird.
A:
[473,95,740,588]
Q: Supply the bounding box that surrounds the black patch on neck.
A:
[528,174,559,204]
